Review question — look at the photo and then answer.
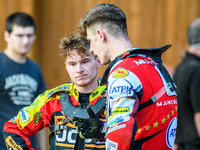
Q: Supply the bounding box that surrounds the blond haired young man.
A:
[4,34,106,150]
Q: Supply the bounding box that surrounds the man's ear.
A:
[97,29,106,42]
[96,57,101,69]
[4,31,10,42]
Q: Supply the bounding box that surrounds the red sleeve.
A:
[3,92,62,149]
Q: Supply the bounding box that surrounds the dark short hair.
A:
[6,12,36,33]
[187,17,200,45]
[78,3,128,39]
[59,33,91,59]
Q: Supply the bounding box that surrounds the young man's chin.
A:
[20,50,30,55]
[75,80,90,86]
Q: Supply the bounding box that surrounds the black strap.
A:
[138,86,166,111]
[49,117,71,133]
[158,63,177,92]
[74,135,85,150]
[138,99,154,111]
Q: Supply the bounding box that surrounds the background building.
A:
[0,0,199,88]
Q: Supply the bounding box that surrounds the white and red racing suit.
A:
[3,80,106,150]
[106,54,177,150]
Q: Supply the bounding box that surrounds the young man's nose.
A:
[77,64,84,72]
[22,36,29,44]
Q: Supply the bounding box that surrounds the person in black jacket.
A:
[173,18,200,150]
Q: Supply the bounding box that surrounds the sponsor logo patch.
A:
[5,136,23,150]
[19,108,30,123]
[109,107,129,119]
[33,112,43,124]
[156,100,177,106]
[113,69,128,78]
[110,85,132,95]
[113,107,129,114]
[166,117,177,149]
[108,116,124,128]
[107,124,126,133]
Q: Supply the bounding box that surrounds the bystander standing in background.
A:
[173,17,200,150]
[0,12,46,149]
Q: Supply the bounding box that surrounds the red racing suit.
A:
[105,54,177,150]
[3,80,106,150]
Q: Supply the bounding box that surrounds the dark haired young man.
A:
[0,12,46,149]
[75,3,178,150]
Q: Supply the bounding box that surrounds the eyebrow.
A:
[14,33,34,36]
[67,57,92,63]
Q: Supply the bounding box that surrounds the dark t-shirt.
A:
[0,52,46,149]
[173,52,200,145]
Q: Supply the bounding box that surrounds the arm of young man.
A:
[105,67,142,150]
[3,93,50,149]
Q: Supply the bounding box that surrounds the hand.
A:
[72,105,103,139]
[172,143,179,150]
